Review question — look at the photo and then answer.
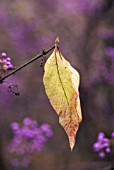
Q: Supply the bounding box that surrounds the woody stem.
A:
[0,46,55,83]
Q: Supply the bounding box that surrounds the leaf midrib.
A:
[55,50,69,106]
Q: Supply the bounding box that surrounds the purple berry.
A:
[93,143,100,152]
[98,132,105,141]
[7,64,13,70]
[105,147,111,153]
[98,151,105,158]
[40,124,50,132]
[23,117,32,126]
[5,61,11,66]
[111,132,114,138]
[1,52,7,58]
[103,138,109,143]
[10,122,19,131]
[6,57,11,61]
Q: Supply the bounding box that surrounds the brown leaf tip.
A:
[55,37,59,47]
[68,135,76,151]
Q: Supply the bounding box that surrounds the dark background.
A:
[0,0,114,170]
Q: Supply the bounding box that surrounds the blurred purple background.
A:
[0,0,114,170]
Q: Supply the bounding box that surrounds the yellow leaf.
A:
[43,40,82,150]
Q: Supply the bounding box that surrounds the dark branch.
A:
[0,46,55,83]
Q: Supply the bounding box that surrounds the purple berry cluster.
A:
[0,52,14,77]
[93,132,114,158]
[8,117,53,168]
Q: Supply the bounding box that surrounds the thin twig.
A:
[0,46,55,83]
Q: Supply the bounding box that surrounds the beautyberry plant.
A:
[0,52,14,78]
[8,117,53,168]
[93,132,114,159]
